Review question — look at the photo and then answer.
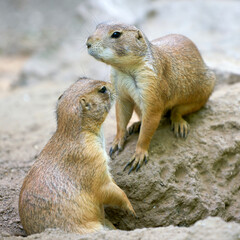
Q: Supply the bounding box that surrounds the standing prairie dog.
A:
[87,22,216,173]
[19,77,135,235]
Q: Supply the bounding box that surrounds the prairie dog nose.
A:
[86,36,92,48]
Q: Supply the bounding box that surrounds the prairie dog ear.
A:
[80,97,91,110]
[137,30,144,41]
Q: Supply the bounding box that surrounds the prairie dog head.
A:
[57,77,114,133]
[87,22,149,67]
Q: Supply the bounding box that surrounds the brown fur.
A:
[87,22,216,173]
[19,77,135,235]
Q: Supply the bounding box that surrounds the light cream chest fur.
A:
[111,68,143,109]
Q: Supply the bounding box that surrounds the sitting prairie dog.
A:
[19,77,135,235]
[87,22,216,173]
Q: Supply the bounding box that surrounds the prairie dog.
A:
[87,22,215,173]
[19,77,135,235]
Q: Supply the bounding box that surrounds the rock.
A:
[1,231,10,237]
[214,69,240,87]
[2,217,240,240]
[104,81,240,230]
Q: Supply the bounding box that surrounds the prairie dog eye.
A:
[99,86,107,93]
[111,31,122,38]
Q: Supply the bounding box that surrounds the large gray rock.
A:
[104,80,240,230]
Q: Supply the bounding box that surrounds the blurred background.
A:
[0,0,240,91]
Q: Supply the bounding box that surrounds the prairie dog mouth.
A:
[105,102,112,112]
[105,92,115,112]
[88,49,104,62]
[88,46,115,62]
[87,48,97,57]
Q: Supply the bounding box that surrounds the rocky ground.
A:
[1,0,240,240]
[2,217,240,240]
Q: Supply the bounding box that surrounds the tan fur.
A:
[87,22,216,173]
[19,77,135,235]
